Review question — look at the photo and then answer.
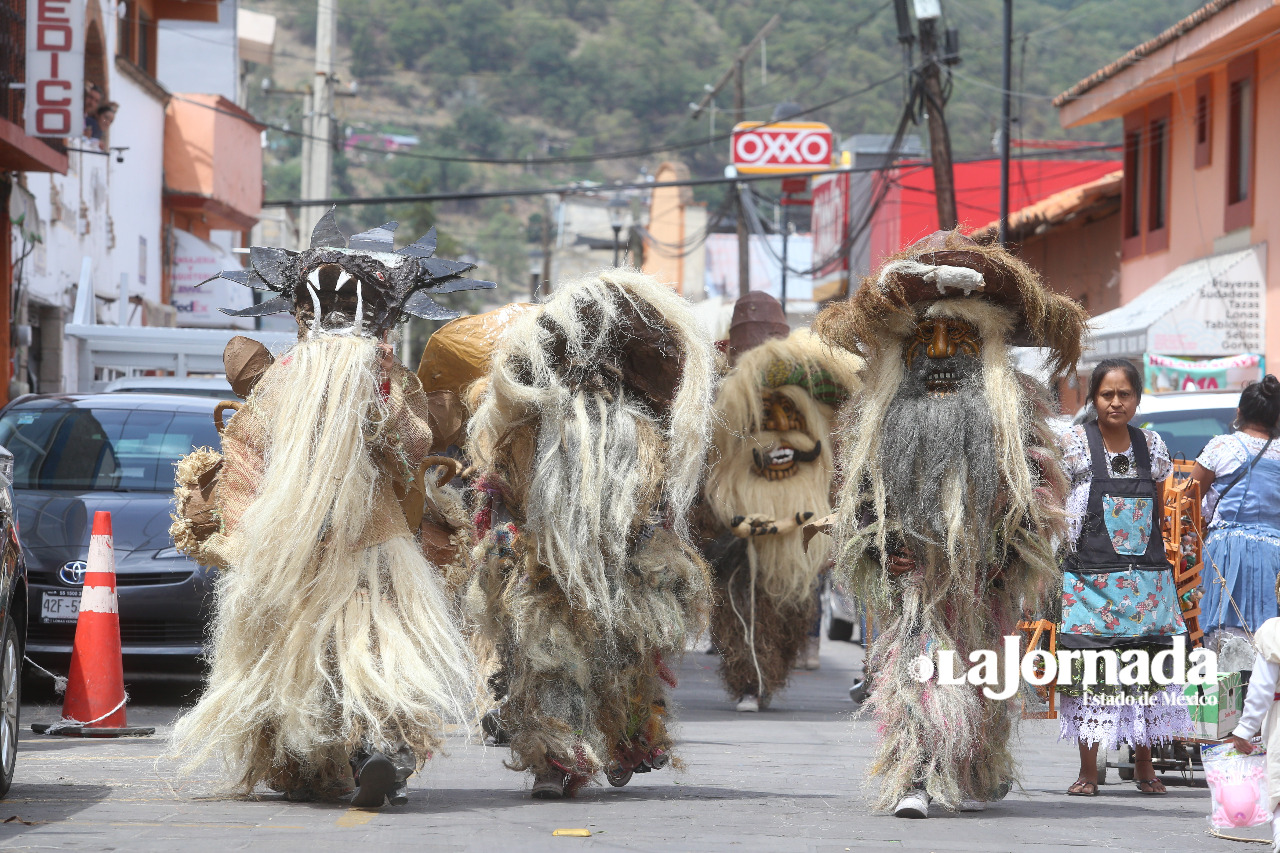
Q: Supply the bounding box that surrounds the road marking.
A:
[336,809,377,828]
[103,822,307,830]
[18,755,162,761]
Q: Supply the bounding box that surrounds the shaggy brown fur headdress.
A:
[814,230,1087,376]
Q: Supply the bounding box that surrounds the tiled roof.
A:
[1053,0,1240,107]
[972,170,1122,242]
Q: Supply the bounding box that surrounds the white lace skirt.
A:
[1057,686,1193,750]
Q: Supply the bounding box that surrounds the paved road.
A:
[0,640,1259,852]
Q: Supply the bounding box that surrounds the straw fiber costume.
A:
[814,231,1084,816]
[466,269,715,799]
[168,210,493,807]
[703,312,860,711]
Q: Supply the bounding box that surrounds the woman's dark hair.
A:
[1238,374,1280,435]
[1087,359,1143,415]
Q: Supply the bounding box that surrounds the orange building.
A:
[1055,0,1279,369]
[640,162,707,298]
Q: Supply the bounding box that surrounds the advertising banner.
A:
[1144,353,1265,393]
[811,172,849,300]
[170,229,252,329]
[25,0,84,137]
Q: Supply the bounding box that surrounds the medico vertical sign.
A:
[25,0,84,138]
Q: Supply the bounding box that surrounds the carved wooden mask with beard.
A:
[751,391,823,481]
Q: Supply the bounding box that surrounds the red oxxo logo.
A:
[25,0,85,137]
[731,121,833,175]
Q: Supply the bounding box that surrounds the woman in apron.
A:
[1058,359,1191,797]
[1191,375,1280,648]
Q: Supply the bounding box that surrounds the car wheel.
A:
[0,616,18,797]
[827,617,854,642]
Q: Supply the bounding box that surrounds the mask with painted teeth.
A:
[752,441,822,479]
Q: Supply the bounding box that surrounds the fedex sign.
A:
[731,121,833,174]
[25,0,84,137]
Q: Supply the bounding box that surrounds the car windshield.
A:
[1136,408,1236,464]
[0,404,219,491]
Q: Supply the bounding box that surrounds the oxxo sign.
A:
[25,0,84,138]
[731,121,833,175]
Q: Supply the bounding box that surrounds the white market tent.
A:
[1084,245,1267,366]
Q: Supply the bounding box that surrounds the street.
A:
[0,640,1259,852]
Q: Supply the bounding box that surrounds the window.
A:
[1226,52,1256,231]
[1194,74,1212,168]
[1148,120,1167,231]
[0,405,220,492]
[138,10,153,75]
[1121,96,1172,257]
[117,3,134,61]
[1145,95,1171,251]
[1121,122,1141,242]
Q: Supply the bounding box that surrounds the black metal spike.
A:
[419,257,475,279]
[249,246,298,291]
[401,291,461,320]
[425,276,497,294]
[220,294,294,317]
[396,227,438,258]
[309,206,347,249]
[199,270,250,288]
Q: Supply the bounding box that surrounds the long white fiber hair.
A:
[468,269,714,624]
[171,333,474,791]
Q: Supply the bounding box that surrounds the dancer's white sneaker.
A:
[736,694,760,712]
[893,789,930,819]
[803,637,821,670]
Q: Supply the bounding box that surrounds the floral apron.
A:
[1059,422,1186,648]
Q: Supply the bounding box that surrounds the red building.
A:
[870,158,1121,268]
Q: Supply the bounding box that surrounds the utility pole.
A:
[997,0,1013,246]
[733,60,750,297]
[537,194,556,301]
[915,2,957,230]
[299,0,337,241]
[690,14,780,298]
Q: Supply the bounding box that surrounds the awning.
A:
[1085,244,1267,364]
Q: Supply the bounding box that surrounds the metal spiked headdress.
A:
[200,206,496,335]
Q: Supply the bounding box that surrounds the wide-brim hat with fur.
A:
[814,230,1087,376]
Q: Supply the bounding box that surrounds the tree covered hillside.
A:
[244,0,1203,281]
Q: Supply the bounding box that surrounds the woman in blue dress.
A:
[1190,375,1280,647]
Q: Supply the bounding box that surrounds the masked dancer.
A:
[466,269,715,798]
[814,231,1084,817]
[704,297,860,711]
[168,211,493,807]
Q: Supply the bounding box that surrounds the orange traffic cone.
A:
[31,511,153,737]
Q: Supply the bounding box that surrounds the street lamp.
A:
[608,195,629,267]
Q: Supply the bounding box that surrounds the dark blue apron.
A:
[1059,422,1186,649]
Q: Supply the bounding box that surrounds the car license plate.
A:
[41,590,82,623]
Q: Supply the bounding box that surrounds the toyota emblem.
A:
[59,561,88,586]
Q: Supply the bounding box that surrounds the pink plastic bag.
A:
[1203,742,1270,829]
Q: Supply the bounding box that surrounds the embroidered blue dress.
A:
[1198,432,1280,635]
